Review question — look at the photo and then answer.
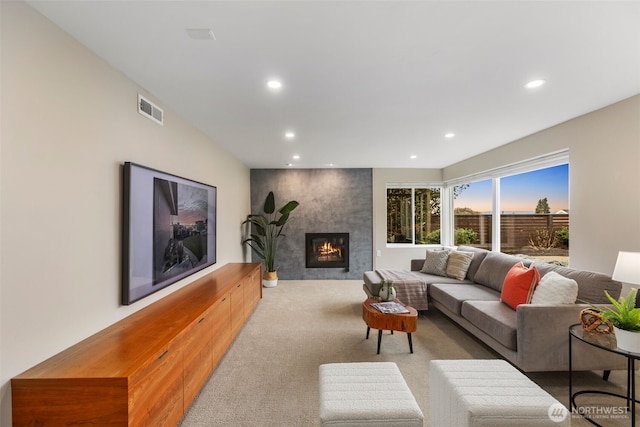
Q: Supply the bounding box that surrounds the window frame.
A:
[443,150,569,249]
[386,182,444,247]
[450,177,495,249]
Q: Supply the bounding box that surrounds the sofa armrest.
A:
[410,259,424,271]
[516,304,625,372]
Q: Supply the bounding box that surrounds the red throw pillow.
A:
[500,262,541,310]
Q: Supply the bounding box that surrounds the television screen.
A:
[122,162,217,305]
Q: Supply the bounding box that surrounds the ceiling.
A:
[27,1,640,169]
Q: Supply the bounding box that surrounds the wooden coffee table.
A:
[362,298,418,354]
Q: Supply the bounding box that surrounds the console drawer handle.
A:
[158,350,169,360]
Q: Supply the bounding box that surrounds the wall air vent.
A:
[138,94,163,125]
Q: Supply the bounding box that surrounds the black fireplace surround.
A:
[305,233,349,271]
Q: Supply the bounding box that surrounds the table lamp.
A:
[612,251,640,306]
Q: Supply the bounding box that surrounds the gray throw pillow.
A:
[445,250,474,280]
[421,250,449,277]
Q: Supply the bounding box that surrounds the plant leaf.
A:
[244,214,267,236]
[278,200,299,215]
[274,213,290,227]
[247,234,265,250]
[263,191,276,214]
[605,290,623,312]
[242,242,265,260]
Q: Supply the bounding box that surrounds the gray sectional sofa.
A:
[363,245,627,372]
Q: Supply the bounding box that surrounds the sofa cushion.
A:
[533,263,622,304]
[461,300,518,350]
[416,272,474,285]
[530,271,578,304]
[455,246,489,281]
[430,283,500,316]
[421,249,450,276]
[500,262,541,310]
[446,250,474,280]
[363,271,382,296]
[474,252,532,292]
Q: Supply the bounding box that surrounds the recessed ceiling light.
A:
[525,79,546,89]
[286,163,293,167]
[267,80,282,89]
[285,131,295,139]
[445,133,455,138]
[292,155,300,160]
[186,28,216,40]
[410,155,417,159]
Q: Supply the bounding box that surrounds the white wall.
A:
[443,95,640,275]
[0,2,250,424]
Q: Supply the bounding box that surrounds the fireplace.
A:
[305,233,349,271]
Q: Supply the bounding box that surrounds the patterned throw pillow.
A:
[445,250,474,280]
[500,262,541,310]
[530,271,578,304]
[421,250,449,277]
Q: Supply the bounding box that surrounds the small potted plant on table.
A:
[594,288,640,352]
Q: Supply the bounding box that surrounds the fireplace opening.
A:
[305,233,349,271]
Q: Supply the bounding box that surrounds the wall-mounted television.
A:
[122,162,217,305]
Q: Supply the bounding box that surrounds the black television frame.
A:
[122,162,217,305]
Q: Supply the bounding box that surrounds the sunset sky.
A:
[454,164,569,213]
[175,183,208,225]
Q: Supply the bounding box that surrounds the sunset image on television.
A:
[153,178,208,285]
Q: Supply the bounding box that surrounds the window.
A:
[445,152,569,265]
[387,186,441,245]
[500,164,569,265]
[453,179,493,249]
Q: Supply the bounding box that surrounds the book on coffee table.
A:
[371,301,410,314]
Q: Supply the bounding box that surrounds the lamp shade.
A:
[612,251,640,285]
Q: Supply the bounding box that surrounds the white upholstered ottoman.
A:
[429,359,570,426]
[319,362,424,426]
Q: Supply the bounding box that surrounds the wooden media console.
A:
[11,262,262,426]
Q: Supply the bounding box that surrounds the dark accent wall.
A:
[249,169,373,279]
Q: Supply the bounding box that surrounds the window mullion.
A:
[492,177,500,252]
[411,188,416,245]
[442,185,453,247]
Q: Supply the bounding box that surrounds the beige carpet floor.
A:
[179,280,638,426]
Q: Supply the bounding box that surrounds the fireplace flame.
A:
[319,242,342,258]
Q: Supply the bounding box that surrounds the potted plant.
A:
[242,191,299,287]
[592,288,640,352]
[378,280,396,301]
